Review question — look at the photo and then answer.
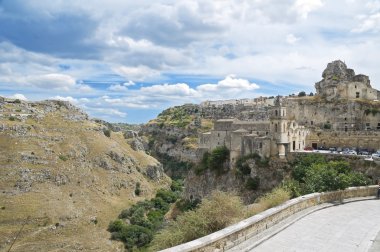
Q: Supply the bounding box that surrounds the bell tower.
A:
[270,96,289,158]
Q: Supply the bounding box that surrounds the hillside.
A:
[0,98,170,252]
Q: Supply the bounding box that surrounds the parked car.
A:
[304,146,313,151]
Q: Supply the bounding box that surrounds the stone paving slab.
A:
[228,197,380,252]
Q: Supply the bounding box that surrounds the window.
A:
[311,121,314,125]
[275,110,278,116]
[366,123,371,130]
[377,123,380,130]
[275,124,278,132]
[356,92,360,98]
[218,133,220,137]
[259,142,263,148]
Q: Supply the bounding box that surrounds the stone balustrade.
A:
[160,185,378,252]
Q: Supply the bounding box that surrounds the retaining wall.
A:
[161,185,378,252]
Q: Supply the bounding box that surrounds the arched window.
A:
[275,110,278,116]
[275,124,278,132]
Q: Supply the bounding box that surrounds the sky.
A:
[1,0,380,123]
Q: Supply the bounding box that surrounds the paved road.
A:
[232,199,380,252]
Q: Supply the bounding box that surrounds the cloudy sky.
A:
[1,0,380,123]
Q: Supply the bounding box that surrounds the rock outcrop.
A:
[315,60,377,101]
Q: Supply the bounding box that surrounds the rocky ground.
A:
[0,98,169,252]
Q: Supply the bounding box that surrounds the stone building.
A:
[315,60,379,101]
[198,60,380,164]
[199,99,309,163]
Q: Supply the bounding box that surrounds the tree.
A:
[298,91,306,97]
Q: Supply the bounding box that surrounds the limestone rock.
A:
[145,162,164,181]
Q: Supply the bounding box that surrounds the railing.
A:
[160,185,378,252]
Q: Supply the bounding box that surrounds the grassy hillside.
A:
[0,98,170,252]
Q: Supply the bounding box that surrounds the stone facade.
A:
[199,100,309,163]
[199,60,380,163]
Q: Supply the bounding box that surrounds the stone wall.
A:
[161,186,378,252]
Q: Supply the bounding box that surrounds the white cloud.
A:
[113,65,160,81]
[25,74,76,90]
[141,83,198,97]
[352,12,380,33]
[291,0,323,19]
[197,75,259,93]
[286,33,301,44]
[49,96,78,104]
[9,94,28,100]
[108,81,135,92]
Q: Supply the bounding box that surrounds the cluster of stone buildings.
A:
[199,60,380,163]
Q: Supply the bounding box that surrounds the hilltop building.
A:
[198,60,380,164]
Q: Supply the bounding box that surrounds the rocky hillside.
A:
[0,97,169,252]
[141,103,270,178]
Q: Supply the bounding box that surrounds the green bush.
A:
[246,177,260,190]
[118,225,153,249]
[175,198,201,212]
[108,219,125,233]
[291,155,370,194]
[9,116,16,121]
[59,155,68,161]
[208,146,229,171]
[135,182,141,196]
[156,189,179,204]
[103,128,111,137]
[150,191,244,250]
[195,147,230,174]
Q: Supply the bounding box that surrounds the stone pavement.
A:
[228,198,380,252]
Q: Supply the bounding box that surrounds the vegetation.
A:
[364,108,379,116]
[58,155,68,161]
[103,128,111,137]
[323,123,332,129]
[290,154,370,194]
[195,146,230,175]
[249,187,291,215]
[155,106,193,128]
[109,180,184,250]
[298,91,306,97]
[245,177,260,190]
[9,116,16,121]
[150,191,245,250]
[134,182,141,196]
[235,153,269,176]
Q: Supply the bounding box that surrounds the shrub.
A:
[246,177,260,190]
[135,182,141,196]
[291,156,370,194]
[170,179,183,192]
[249,187,291,215]
[150,191,245,250]
[108,219,125,233]
[156,189,179,203]
[208,146,230,171]
[175,198,201,212]
[119,224,153,249]
[59,155,68,161]
[298,91,306,97]
[103,128,111,137]
[14,99,21,103]
[9,116,16,121]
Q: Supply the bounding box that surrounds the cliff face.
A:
[0,98,169,252]
[184,157,290,203]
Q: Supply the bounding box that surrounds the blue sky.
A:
[1,0,380,123]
